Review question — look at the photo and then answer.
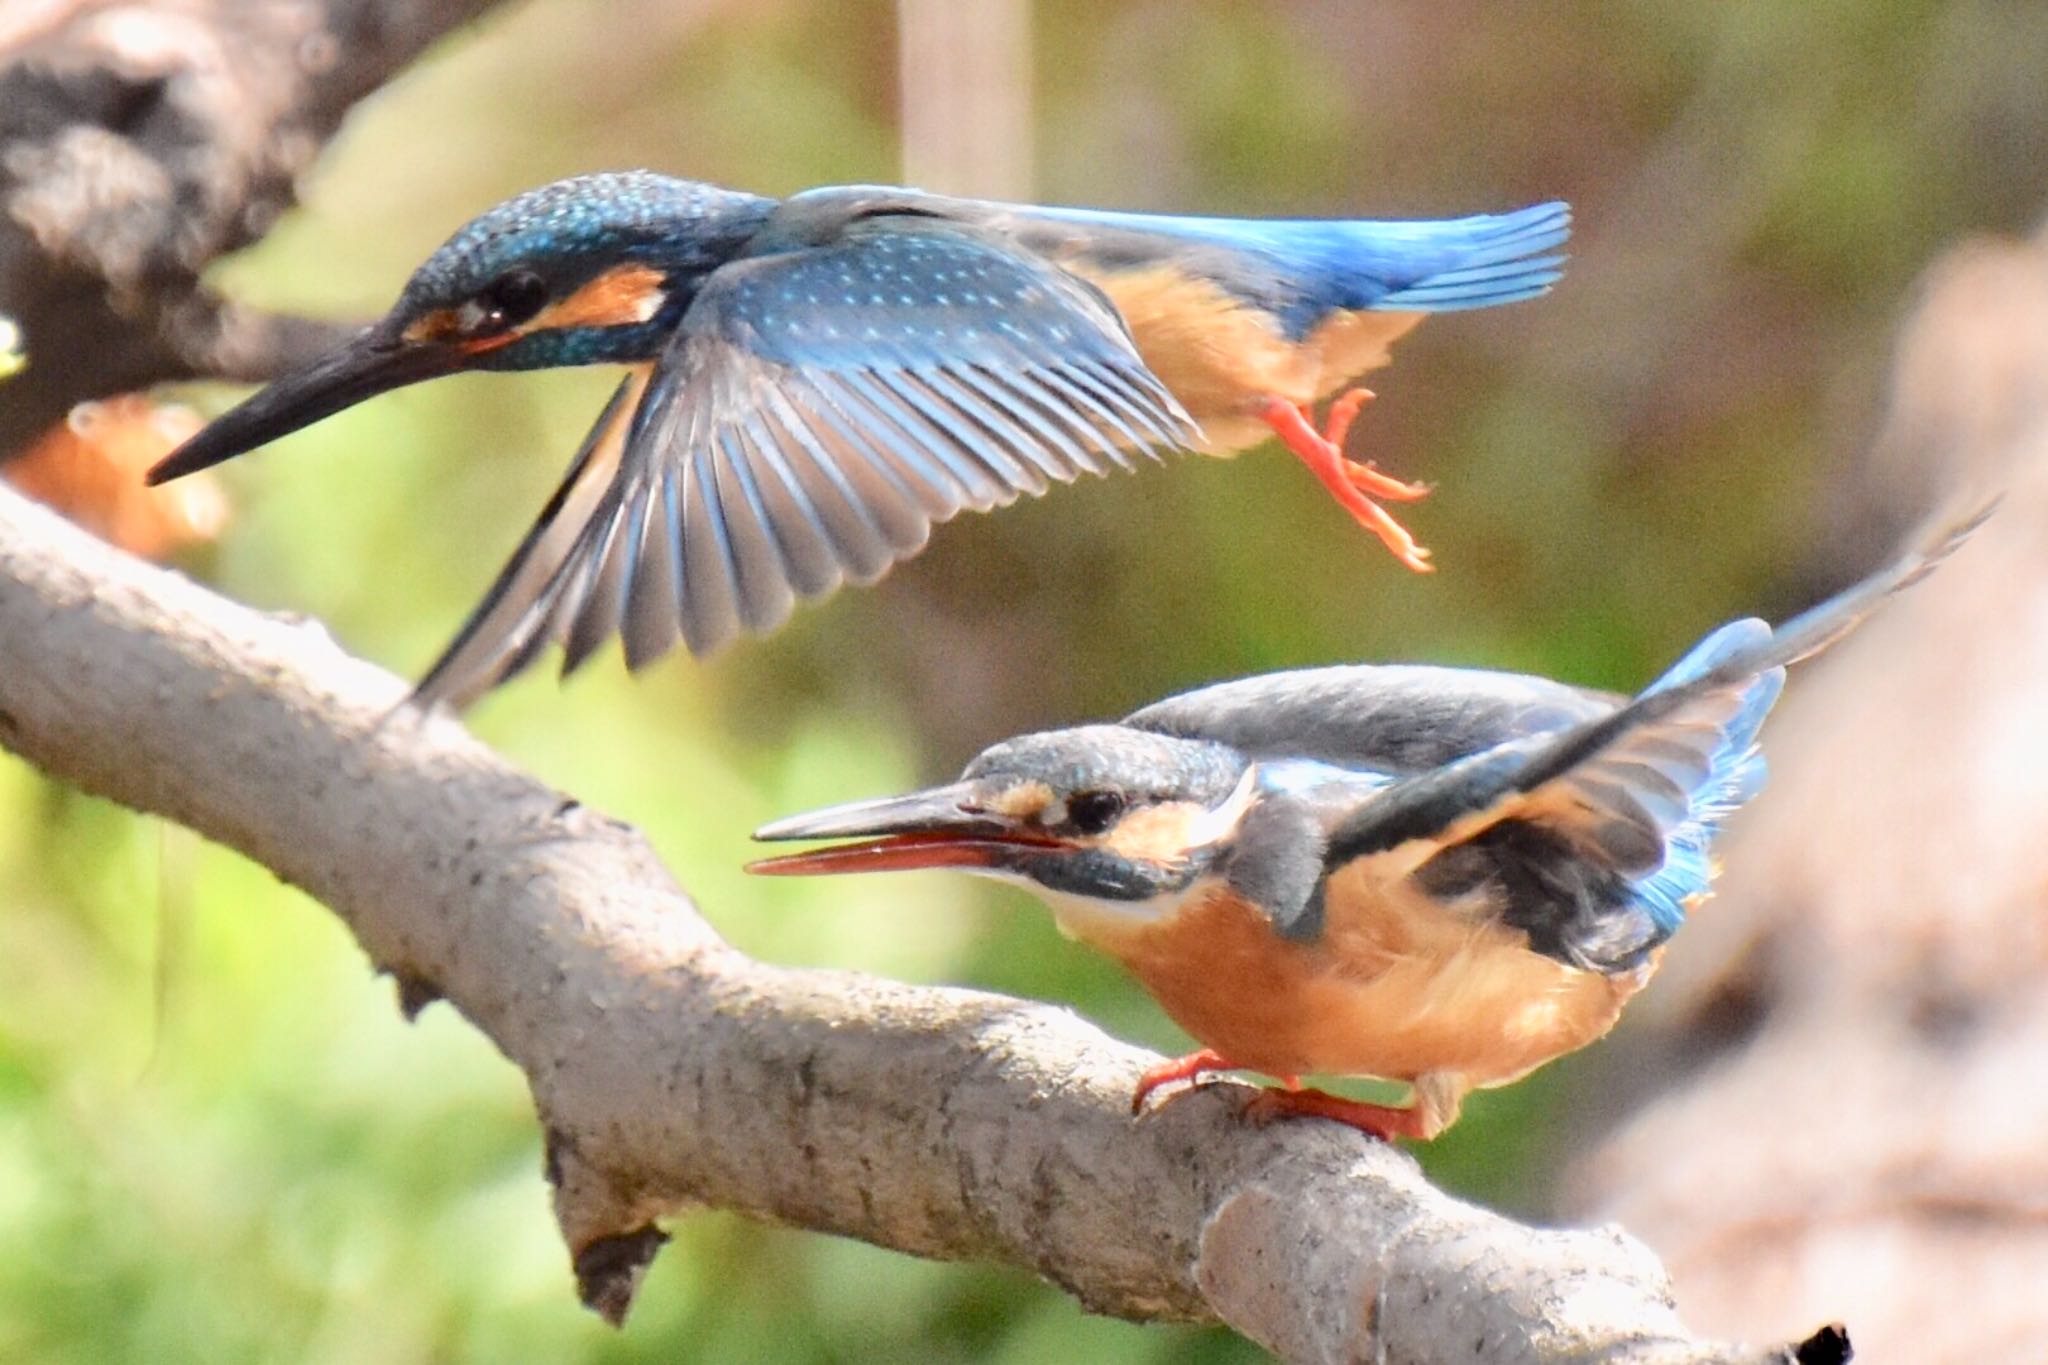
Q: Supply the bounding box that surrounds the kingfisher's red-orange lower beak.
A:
[748,784,1063,876]
[747,830,1063,876]
[145,323,465,485]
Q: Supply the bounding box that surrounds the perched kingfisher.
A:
[145,172,1569,708]
[750,509,1987,1140]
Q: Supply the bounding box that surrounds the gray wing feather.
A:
[407,369,645,711]
[1128,664,1621,776]
[600,219,1197,655]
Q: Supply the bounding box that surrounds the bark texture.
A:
[0,478,1840,1363]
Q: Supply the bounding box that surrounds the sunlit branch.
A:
[0,481,1839,1364]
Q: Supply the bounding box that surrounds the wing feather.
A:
[407,369,644,711]
[756,389,908,577]
[405,213,1199,700]
[1312,502,1989,966]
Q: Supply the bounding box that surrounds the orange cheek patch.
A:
[461,331,518,356]
[402,308,463,343]
[986,782,1055,821]
[526,264,667,332]
[1101,801,1207,866]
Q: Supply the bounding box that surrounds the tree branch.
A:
[0,480,1840,1362]
[0,0,515,458]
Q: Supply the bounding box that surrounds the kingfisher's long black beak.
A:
[748,783,1064,876]
[145,323,467,485]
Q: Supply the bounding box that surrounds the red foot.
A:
[1258,393,1433,572]
[1323,386,1374,450]
[1323,389,1428,502]
[1131,1048,1231,1113]
[1243,1085,1432,1142]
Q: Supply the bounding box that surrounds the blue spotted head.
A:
[148,172,775,484]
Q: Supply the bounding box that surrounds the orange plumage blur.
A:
[5,397,230,560]
[528,264,667,332]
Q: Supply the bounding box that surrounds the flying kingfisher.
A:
[146,172,1570,707]
[750,507,1987,1140]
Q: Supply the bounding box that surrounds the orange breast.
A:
[1059,874,1648,1088]
[1071,264,1426,455]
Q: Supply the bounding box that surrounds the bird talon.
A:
[1257,396,1434,573]
[1344,459,1432,503]
[1323,386,1376,450]
[1131,1047,1231,1114]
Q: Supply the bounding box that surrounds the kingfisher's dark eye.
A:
[1066,790,1126,835]
[474,269,549,331]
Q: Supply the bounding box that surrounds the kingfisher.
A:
[749,508,1987,1140]
[145,171,1569,708]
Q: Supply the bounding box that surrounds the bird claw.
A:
[1322,386,1376,450]
[1345,459,1432,504]
[1257,394,1434,572]
[1137,1050,1428,1140]
[1130,1048,1231,1114]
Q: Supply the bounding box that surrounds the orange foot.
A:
[1132,1051,1311,1115]
[1243,1085,1432,1142]
[1257,389,1433,573]
[1131,1048,1232,1113]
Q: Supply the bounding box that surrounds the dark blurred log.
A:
[0,0,516,460]
[1567,222,2048,1362]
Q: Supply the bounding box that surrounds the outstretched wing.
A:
[411,369,646,710]
[408,212,1199,705]
[1319,501,1991,969]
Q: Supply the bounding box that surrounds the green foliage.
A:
[7,0,2041,1358]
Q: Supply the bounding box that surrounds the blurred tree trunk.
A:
[0,0,514,461]
[1566,220,2048,1363]
[897,0,1033,199]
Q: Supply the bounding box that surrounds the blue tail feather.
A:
[1017,197,1572,333]
[1367,200,1571,312]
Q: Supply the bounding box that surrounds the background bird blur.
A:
[4,397,229,561]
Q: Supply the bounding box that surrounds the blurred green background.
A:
[4,1,2045,1360]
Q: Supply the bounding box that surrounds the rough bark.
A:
[0,0,516,459]
[0,478,1842,1363]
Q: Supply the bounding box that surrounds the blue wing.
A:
[1012,200,1570,336]
[1311,627,1783,972]
[1614,621,1778,937]
[1316,503,1989,969]
[402,213,1199,693]
[410,369,646,710]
